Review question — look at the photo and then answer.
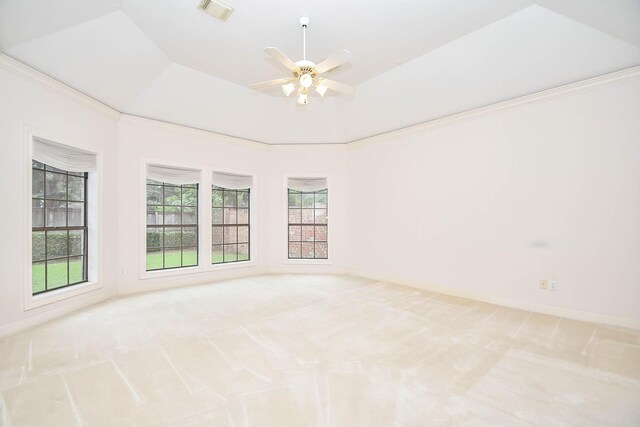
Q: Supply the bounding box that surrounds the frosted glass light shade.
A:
[299,73,313,88]
[282,83,295,96]
[315,84,328,97]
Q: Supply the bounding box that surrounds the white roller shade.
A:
[147,164,200,185]
[32,138,97,172]
[212,171,253,189]
[288,177,327,192]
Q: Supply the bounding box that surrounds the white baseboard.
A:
[0,289,117,338]
[349,270,640,331]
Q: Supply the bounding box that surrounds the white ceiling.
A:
[1,0,639,144]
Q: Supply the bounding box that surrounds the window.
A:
[146,179,199,271]
[211,171,253,264]
[212,186,250,263]
[288,181,328,259]
[31,161,88,294]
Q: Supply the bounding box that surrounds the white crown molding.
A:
[118,114,270,149]
[348,65,640,147]
[2,52,639,146]
[0,53,121,120]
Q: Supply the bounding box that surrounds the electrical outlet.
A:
[549,280,557,291]
[539,280,548,290]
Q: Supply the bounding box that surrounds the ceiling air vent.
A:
[198,0,234,22]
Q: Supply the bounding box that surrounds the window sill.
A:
[140,260,258,280]
[25,281,103,310]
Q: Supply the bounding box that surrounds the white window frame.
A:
[210,167,257,271]
[23,127,104,310]
[283,173,332,265]
[139,159,258,280]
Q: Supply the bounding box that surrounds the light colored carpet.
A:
[0,275,638,426]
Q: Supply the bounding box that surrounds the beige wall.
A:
[347,77,640,325]
[0,65,119,334]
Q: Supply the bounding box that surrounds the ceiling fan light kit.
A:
[250,17,355,105]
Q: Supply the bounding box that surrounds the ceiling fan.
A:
[250,17,355,105]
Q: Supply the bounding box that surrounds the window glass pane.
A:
[315,242,328,259]
[301,209,314,224]
[237,191,249,208]
[164,206,181,225]
[147,228,163,249]
[289,242,301,258]
[32,160,45,170]
[289,225,301,242]
[288,209,301,224]
[182,226,197,246]
[47,231,68,258]
[315,225,328,242]
[32,231,45,261]
[69,256,84,283]
[182,207,197,225]
[212,227,223,245]
[68,202,85,227]
[182,248,197,266]
[47,259,68,289]
[238,243,249,261]
[164,249,181,268]
[182,187,197,206]
[224,245,238,262]
[32,261,45,294]
[237,208,249,224]
[45,200,67,227]
[316,209,328,224]
[212,189,224,207]
[224,208,237,224]
[224,226,237,244]
[69,230,84,256]
[147,206,163,225]
[45,172,67,199]
[147,185,163,205]
[301,242,315,258]
[164,228,181,248]
[238,226,249,243]
[212,208,223,225]
[32,199,44,227]
[212,245,223,263]
[32,169,44,198]
[288,192,301,207]
[301,194,314,208]
[301,225,315,241]
[68,176,85,201]
[223,191,237,207]
[314,192,327,208]
[164,186,181,206]
[146,248,163,270]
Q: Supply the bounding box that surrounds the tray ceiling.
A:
[1,0,639,144]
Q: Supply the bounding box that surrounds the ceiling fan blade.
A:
[318,78,355,96]
[315,49,353,74]
[264,47,297,71]
[249,78,293,90]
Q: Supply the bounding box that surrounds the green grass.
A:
[32,259,83,294]
[146,249,198,270]
[146,249,248,270]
